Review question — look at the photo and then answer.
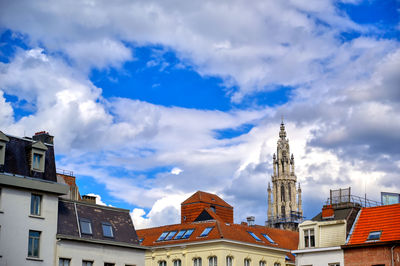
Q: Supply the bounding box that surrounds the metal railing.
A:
[56,168,74,176]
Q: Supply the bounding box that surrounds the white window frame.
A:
[194,257,202,266]
[174,259,182,266]
[31,141,47,172]
[259,261,266,266]
[244,259,251,266]
[159,261,167,266]
[0,132,9,165]
[209,256,217,266]
[28,230,41,258]
[83,260,94,266]
[30,193,42,216]
[59,258,71,266]
[80,219,93,235]
[226,256,233,266]
[304,228,315,248]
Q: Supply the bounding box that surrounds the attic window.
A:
[80,219,93,235]
[248,231,261,241]
[102,223,114,238]
[157,232,169,241]
[199,227,213,237]
[30,141,47,173]
[164,230,177,241]
[174,230,186,240]
[210,206,216,212]
[367,231,381,241]
[181,229,194,239]
[261,233,276,244]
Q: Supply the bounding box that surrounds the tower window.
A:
[281,185,285,202]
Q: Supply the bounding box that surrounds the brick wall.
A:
[344,245,400,266]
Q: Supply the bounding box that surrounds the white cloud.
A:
[171,167,183,175]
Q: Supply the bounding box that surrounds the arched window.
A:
[209,256,217,266]
[244,259,251,266]
[281,185,285,202]
[273,263,280,266]
[174,260,182,266]
[194,258,202,266]
[288,184,291,200]
[159,261,167,266]
[259,261,266,266]
[226,256,233,266]
[281,205,286,218]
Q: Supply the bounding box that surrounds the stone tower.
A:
[267,121,302,231]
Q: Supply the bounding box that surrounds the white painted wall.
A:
[0,186,59,266]
[295,249,343,266]
[56,239,145,266]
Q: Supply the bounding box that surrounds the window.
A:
[247,231,261,241]
[157,232,169,241]
[105,263,115,266]
[83,261,93,266]
[174,230,187,239]
[328,263,340,266]
[164,230,177,240]
[367,231,381,241]
[304,229,315,248]
[174,259,182,266]
[30,194,42,216]
[80,219,93,235]
[259,261,266,266]
[102,223,114,238]
[194,258,202,266]
[209,256,217,266]
[0,142,6,165]
[200,227,214,237]
[273,264,280,266]
[28,230,41,258]
[210,206,216,212]
[226,256,233,266]
[181,229,195,239]
[33,153,42,170]
[159,261,167,266]
[262,233,276,244]
[59,258,71,266]
[244,259,251,266]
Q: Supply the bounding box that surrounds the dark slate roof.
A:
[312,206,360,236]
[57,199,140,246]
[0,134,57,182]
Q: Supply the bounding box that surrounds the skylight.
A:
[181,229,194,239]
[199,227,213,237]
[174,230,187,240]
[262,233,276,244]
[157,231,169,241]
[248,231,261,241]
[367,231,381,241]
[164,230,177,241]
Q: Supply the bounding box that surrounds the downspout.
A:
[391,245,396,266]
[74,202,81,237]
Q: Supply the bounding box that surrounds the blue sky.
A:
[0,0,399,228]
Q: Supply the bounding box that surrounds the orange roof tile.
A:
[136,221,298,252]
[347,203,400,245]
[182,191,233,208]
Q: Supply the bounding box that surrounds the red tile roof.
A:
[182,191,233,208]
[346,203,400,245]
[136,220,298,254]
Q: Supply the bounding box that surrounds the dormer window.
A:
[102,223,114,238]
[0,131,9,165]
[79,218,93,235]
[30,141,47,172]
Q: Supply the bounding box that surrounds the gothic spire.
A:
[279,120,286,139]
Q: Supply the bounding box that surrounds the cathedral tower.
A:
[267,121,302,231]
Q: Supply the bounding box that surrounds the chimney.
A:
[82,195,96,204]
[247,216,255,226]
[322,205,334,220]
[33,131,54,144]
[241,221,248,226]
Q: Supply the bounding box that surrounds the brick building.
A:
[343,203,400,266]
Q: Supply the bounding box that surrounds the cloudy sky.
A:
[0,0,399,228]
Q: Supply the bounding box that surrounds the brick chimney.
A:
[82,195,96,204]
[32,131,54,144]
[322,205,334,219]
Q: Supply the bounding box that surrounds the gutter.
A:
[56,234,147,250]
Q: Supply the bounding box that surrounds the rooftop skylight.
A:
[181,229,194,239]
[199,227,214,237]
[248,231,261,241]
[157,231,169,241]
[367,231,381,241]
[174,230,187,240]
[164,230,177,241]
[261,233,276,244]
